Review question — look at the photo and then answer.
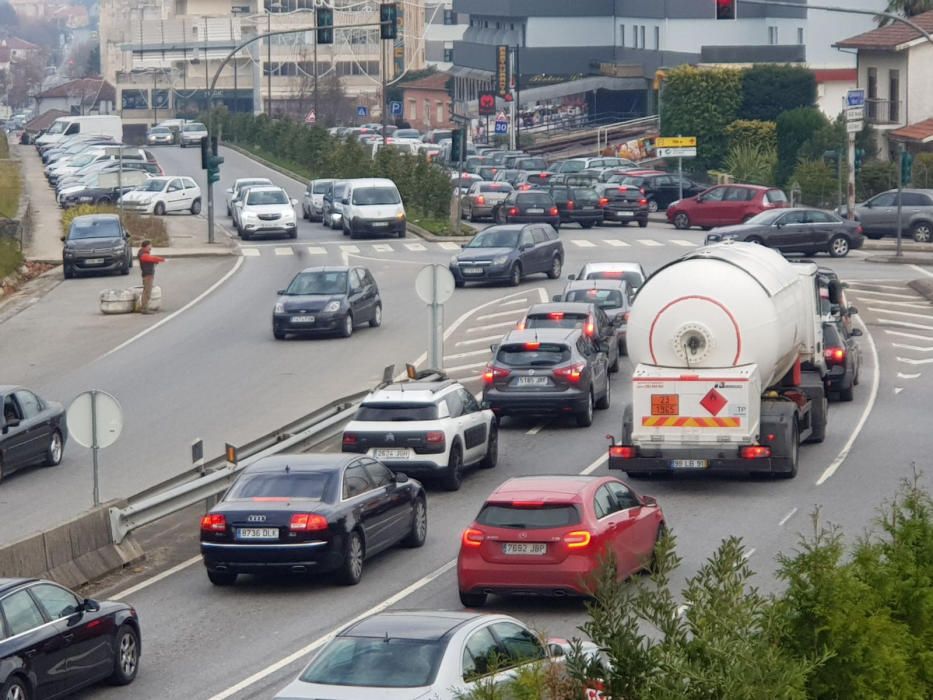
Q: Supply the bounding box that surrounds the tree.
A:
[775,107,829,185]
[878,0,933,25]
[725,141,777,186]
[739,65,816,122]
[0,1,18,27]
[6,51,46,109]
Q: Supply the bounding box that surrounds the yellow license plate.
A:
[651,394,679,416]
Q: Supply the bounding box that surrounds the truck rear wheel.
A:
[775,421,799,479]
[805,395,828,444]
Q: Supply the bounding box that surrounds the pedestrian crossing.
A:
[239,237,701,258]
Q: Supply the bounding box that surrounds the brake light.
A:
[548,312,564,320]
[564,530,592,548]
[553,362,585,382]
[566,200,575,211]
[462,528,485,547]
[640,187,646,196]
[623,312,630,321]
[483,365,511,383]
[425,431,445,443]
[508,207,519,216]
[525,341,541,350]
[342,432,358,446]
[200,513,226,532]
[290,513,328,532]
[855,224,863,235]
[740,445,771,459]
[583,316,596,337]
[475,195,485,205]
[598,197,608,207]
[618,187,628,193]
[639,198,648,206]
[610,445,637,459]
[824,347,846,365]
[511,500,545,507]
[518,184,531,191]
[549,207,559,216]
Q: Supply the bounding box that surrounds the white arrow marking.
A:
[896,356,933,365]
[870,307,933,319]
[897,372,921,379]
[878,319,933,331]
[892,343,933,352]
[885,329,933,340]
[894,387,904,395]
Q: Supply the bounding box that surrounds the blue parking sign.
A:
[357,105,368,117]
[390,101,402,116]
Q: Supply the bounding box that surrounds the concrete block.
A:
[908,278,933,302]
[47,561,86,590]
[42,523,74,572]
[68,507,111,554]
[0,533,48,578]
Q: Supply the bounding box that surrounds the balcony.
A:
[866,98,902,125]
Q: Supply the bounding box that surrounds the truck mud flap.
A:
[760,400,799,477]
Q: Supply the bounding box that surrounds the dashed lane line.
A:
[465,320,518,333]
[778,507,798,527]
[570,239,596,248]
[241,247,261,257]
[638,239,664,247]
[455,334,504,347]
[438,242,461,251]
[500,297,529,306]
[476,309,527,321]
[274,247,293,256]
[306,246,326,255]
[670,239,696,247]
[405,243,427,251]
[604,239,631,247]
[339,245,360,254]
[372,244,393,252]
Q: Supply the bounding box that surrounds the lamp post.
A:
[266,2,282,116]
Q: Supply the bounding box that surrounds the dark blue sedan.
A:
[449,224,564,288]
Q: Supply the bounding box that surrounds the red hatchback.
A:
[457,475,665,606]
[666,183,788,230]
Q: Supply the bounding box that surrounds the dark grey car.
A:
[1,386,67,479]
[273,266,381,339]
[450,224,564,287]
[835,188,933,242]
[519,301,622,373]
[705,208,865,257]
[61,214,132,278]
[555,279,634,355]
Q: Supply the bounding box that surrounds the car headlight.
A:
[323,300,341,313]
[450,256,459,266]
[721,233,739,240]
[493,254,510,266]
[112,244,125,253]
[63,249,75,258]
[396,212,406,220]
[274,302,285,313]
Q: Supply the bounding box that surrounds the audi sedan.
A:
[1,386,67,481]
[0,578,140,698]
[458,475,665,606]
[199,454,427,586]
[704,208,865,257]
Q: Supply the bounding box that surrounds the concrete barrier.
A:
[908,278,933,303]
[0,500,144,589]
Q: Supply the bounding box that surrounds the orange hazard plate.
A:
[651,394,679,416]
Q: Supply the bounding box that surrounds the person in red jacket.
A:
[138,240,166,314]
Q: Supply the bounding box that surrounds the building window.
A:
[640,25,646,49]
[619,25,625,47]
[407,99,416,119]
[889,69,900,122]
[632,24,638,48]
[436,102,444,123]
[424,99,431,125]
[495,21,500,29]
[654,26,660,50]
[768,26,778,45]
[797,27,804,44]
[483,20,488,28]
[443,9,455,25]
[443,47,453,62]
[510,23,515,30]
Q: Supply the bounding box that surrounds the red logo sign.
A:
[699,388,728,416]
[478,92,496,116]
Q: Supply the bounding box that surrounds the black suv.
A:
[492,190,561,228]
[823,318,861,401]
[519,302,621,373]
[548,185,603,228]
[483,328,611,427]
[613,173,705,212]
[62,214,132,278]
[596,184,649,227]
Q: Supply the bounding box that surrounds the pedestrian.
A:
[137,239,166,314]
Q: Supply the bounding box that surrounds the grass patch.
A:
[0,238,23,279]
[410,215,475,237]
[0,159,22,219]
[61,204,170,247]
[245,145,312,181]
[0,136,10,159]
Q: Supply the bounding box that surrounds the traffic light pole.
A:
[847,132,855,223]
[896,142,905,258]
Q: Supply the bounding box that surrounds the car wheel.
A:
[576,390,594,427]
[441,443,463,491]
[289,229,298,240]
[454,277,465,288]
[609,349,620,373]
[508,263,522,287]
[273,326,286,340]
[1,676,30,700]
[468,209,477,222]
[121,257,130,275]
[207,570,237,586]
[108,624,140,686]
[776,420,799,479]
[190,198,201,215]
[153,201,166,216]
[746,236,764,246]
[647,199,659,213]
[596,378,611,409]
[63,264,74,279]
[547,256,562,279]
[638,219,648,228]
[911,221,933,243]
[459,590,487,608]
[339,313,354,338]
[580,221,594,229]
[673,212,690,230]
[397,226,406,238]
[369,303,382,328]
[43,430,64,467]
[302,206,309,221]
[478,422,498,469]
[839,381,854,402]
[338,530,364,585]
[402,497,427,548]
[828,235,850,257]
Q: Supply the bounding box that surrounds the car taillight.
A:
[518,184,531,191]
[584,318,595,336]
[290,513,328,532]
[342,432,358,446]
[598,197,608,207]
[483,365,511,383]
[740,445,771,459]
[563,530,592,549]
[553,362,585,382]
[524,341,541,350]
[475,195,485,205]
[550,207,559,216]
[200,513,226,532]
[425,431,445,444]
[610,445,637,459]
[508,207,519,216]
[640,187,646,195]
[855,224,863,234]
[567,200,575,210]
[824,347,846,365]
[639,198,648,206]
[462,528,485,547]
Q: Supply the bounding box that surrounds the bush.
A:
[725,141,777,186]
[791,159,840,209]
[776,107,830,185]
[725,119,777,153]
[0,159,21,219]
[740,65,817,121]
[61,204,169,246]
[0,135,10,159]
[912,153,933,188]
[858,160,897,200]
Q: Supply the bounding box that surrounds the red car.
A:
[457,475,665,606]
[666,183,788,230]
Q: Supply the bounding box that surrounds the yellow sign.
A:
[656,136,697,148]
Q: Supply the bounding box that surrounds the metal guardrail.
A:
[109,391,368,544]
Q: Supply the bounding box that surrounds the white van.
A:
[370,138,420,159]
[341,178,406,239]
[36,115,123,150]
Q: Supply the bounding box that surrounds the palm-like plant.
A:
[878,0,933,25]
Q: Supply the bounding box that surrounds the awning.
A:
[517,76,646,103]
[888,118,933,144]
[448,65,493,82]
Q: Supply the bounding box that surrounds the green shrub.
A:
[776,107,830,185]
[725,141,777,186]
[912,153,933,188]
[61,204,169,246]
[0,238,23,278]
[725,119,777,152]
[858,160,897,200]
[0,159,21,219]
[790,159,839,209]
[0,135,10,159]
[740,64,817,121]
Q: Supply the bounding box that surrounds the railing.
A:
[597,115,660,152]
[866,98,902,125]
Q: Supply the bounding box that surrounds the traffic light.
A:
[822,150,838,164]
[901,150,913,186]
[316,7,333,45]
[207,134,224,185]
[854,147,865,174]
[380,3,398,40]
[450,128,464,162]
[716,0,736,19]
[200,135,210,170]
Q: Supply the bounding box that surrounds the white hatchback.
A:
[119,176,202,215]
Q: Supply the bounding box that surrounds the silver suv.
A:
[836,188,933,242]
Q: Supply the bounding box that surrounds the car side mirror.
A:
[489,343,498,353]
[641,495,658,508]
[60,234,67,242]
[394,472,409,483]
[598,340,610,354]
[79,598,100,613]
[828,280,842,305]
[341,197,349,205]
[848,305,859,315]
[696,195,704,203]
[276,288,286,295]
[830,304,841,315]
[547,643,565,658]
[480,400,492,410]
[552,294,562,302]
[567,274,576,280]
[850,328,863,337]
[290,198,298,206]
[520,243,533,251]
[775,221,784,228]
[2,418,20,432]
[225,187,233,194]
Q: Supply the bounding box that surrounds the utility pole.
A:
[514,44,520,149]
[267,10,272,116]
[152,71,158,125]
[896,142,905,258]
[846,131,856,221]
[313,27,318,122]
[381,39,388,144]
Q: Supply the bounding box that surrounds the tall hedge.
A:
[740,64,817,121]
[661,66,743,171]
[776,107,830,185]
[724,119,777,152]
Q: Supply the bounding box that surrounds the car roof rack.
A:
[373,364,453,392]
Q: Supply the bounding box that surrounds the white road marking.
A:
[868,307,933,319]
[638,239,663,246]
[816,315,880,486]
[501,297,529,306]
[466,320,518,333]
[438,242,461,251]
[444,348,492,361]
[405,243,427,251]
[99,256,245,361]
[207,560,459,700]
[670,239,696,247]
[580,452,608,475]
[859,300,929,308]
[274,247,293,256]
[372,243,393,252]
[456,334,505,347]
[894,387,905,394]
[909,264,933,279]
[604,239,631,247]
[897,372,921,379]
[339,245,360,254]
[848,289,916,299]
[526,422,549,435]
[897,356,933,365]
[892,343,933,352]
[878,319,933,331]
[112,555,202,600]
[778,507,798,527]
[240,247,260,256]
[306,246,326,255]
[570,239,596,248]
[743,548,756,560]
[848,282,911,290]
[476,309,526,321]
[885,329,933,341]
[444,361,488,373]
[537,288,549,303]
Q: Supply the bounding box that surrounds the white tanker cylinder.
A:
[627,242,810,389]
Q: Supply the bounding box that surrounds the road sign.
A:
[390,101,402,116]
[494,120,509,134]
[656,136,697,148]
[304,109,316,124]
[67,390,123,506]
[415,265,456,370]
[846,106,864,122]
[846,120,864,133]
[357,105,368,117]
[846,89,865,108]
[657,146,697,158]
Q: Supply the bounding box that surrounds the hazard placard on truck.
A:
[631,364,762,445]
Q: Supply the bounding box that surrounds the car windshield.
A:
[150,128,169,134]
[139,179,168,192]
[355,403,438,421]
[227,472,332,500]
[585,270,644,288]
[562,161,585,173]
[746,209,786,225]
[524,312,588,330]
[466,229,519,248]
[565,289,624,309]
[285,271,348,295]
[518,159,548,170]
[69,154,95,166]
[517,193,552,205]
[247,190,288,205]
[822,322,843,346]
[477,503,581,529]
[69,218,121,239]
[313,181,332,194]
[334,183,348,197]
[496,343,571,367]
[183,123,206,132]
[480,184,511,193]
[46,121,68,134]
[237,180,271,193]
[352,187,400,205]
[300,637,445,688]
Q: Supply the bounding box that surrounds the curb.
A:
[862,240,932,252]
[863,255,933,265]
[908,278,933,302]
[222,143,307,185]
[407,222,474,243]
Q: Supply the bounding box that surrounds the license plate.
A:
[84,258,105,264]
[236,527,279,539]
[517,376,549,386]
[616,211,633,217]
[503,542,547,555]
[527,208,544,214]
[651,394,679,416]
[372,222,388,228]
[373,448,409,459]
[462,266,484,275]
[670,460,708,470]
[291,315,315,323]
[582,206,595,210]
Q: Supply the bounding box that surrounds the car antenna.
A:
[384,631,390,644]
[284,464,290,473]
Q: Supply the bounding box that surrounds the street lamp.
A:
[267,2,282,116]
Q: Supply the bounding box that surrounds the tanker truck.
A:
[608,241,836,479]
